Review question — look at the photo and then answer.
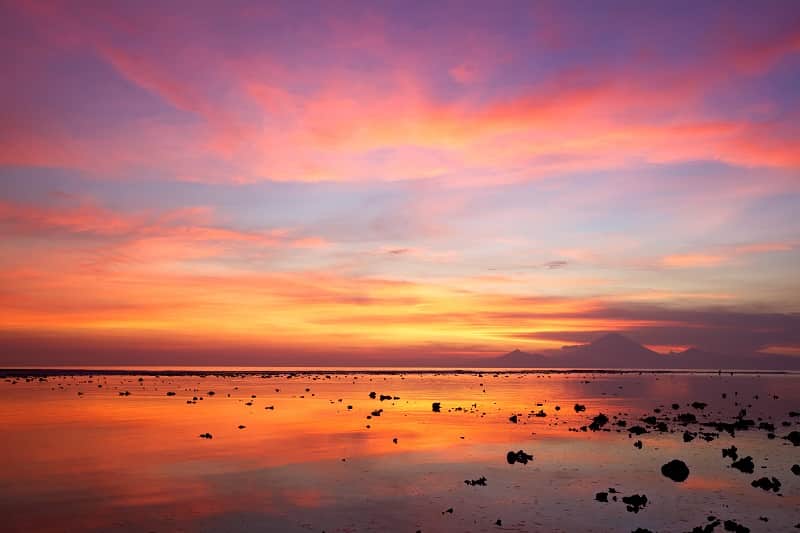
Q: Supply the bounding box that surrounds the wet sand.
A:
[1,370,798,532]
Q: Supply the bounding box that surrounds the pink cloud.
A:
[661,241,795,269]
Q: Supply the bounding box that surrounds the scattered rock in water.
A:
[509,414,518,424]
[723,519,750,532]
[506,449,534,465]
[677,413,697,424]
[671,403,680,409]
[691,517,721,533]
[442,507,453,515]
[730,456,754,473]
[751,476,781,492]
[683,430,697,442]
[574,403,586,412]
[698,431,718,442]
[369,391,376,399]
[199,433,213,439]
[622,494,648,513]
[758,422,775,432]
[629,426,648,436]
[691,401,707,410]
[393,437,398,444]
[495,519,502,526]
[632,528,653,533]
[237,425,246,429]
[371,409,383,417]
[661,459,690,482]
[589,413,609,431]
[464,476,487,486]
[722,445,738,461]
[634,440,643,449]
[166,391,176,396]
[432,402,441,412]
[379,394,392,401]
[791,464,800,476]
[785,431,800,446]
[595,492,608,502]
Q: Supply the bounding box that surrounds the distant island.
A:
[478,333,800,370]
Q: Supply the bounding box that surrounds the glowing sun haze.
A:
[1,0,799,365]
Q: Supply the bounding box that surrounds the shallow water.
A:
[1,371,798,532]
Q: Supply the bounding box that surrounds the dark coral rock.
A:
[723,519,750,532]
[730,456,754,473]
[722,445,738,461]
[589,413,609,431]
[661,459,690,482]
[751,476,781,492]
[506,449,534,465]
[690,518,721,533]
[622,494,648,513]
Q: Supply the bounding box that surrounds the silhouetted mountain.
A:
[488,349,549,368]
[556,332,664,368]
[669,347,800,370]
[481,333,800,370]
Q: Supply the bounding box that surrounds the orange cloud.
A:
[661,241,795,269]
[6,0,800,186]
[661,253,727,269]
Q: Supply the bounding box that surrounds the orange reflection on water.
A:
[1,371,798,532]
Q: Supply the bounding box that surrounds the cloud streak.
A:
[1,1,799,364]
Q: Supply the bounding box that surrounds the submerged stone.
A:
[506,449,534,465]
[661,459,690,482]
[751,476,781,492]
[730,456,754,473]
[622,494,647,513]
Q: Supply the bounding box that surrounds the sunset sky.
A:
[1,1,799,365]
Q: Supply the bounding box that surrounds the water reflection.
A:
[1,371,798,532]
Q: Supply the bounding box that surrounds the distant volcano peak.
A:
[590,332,642,346]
